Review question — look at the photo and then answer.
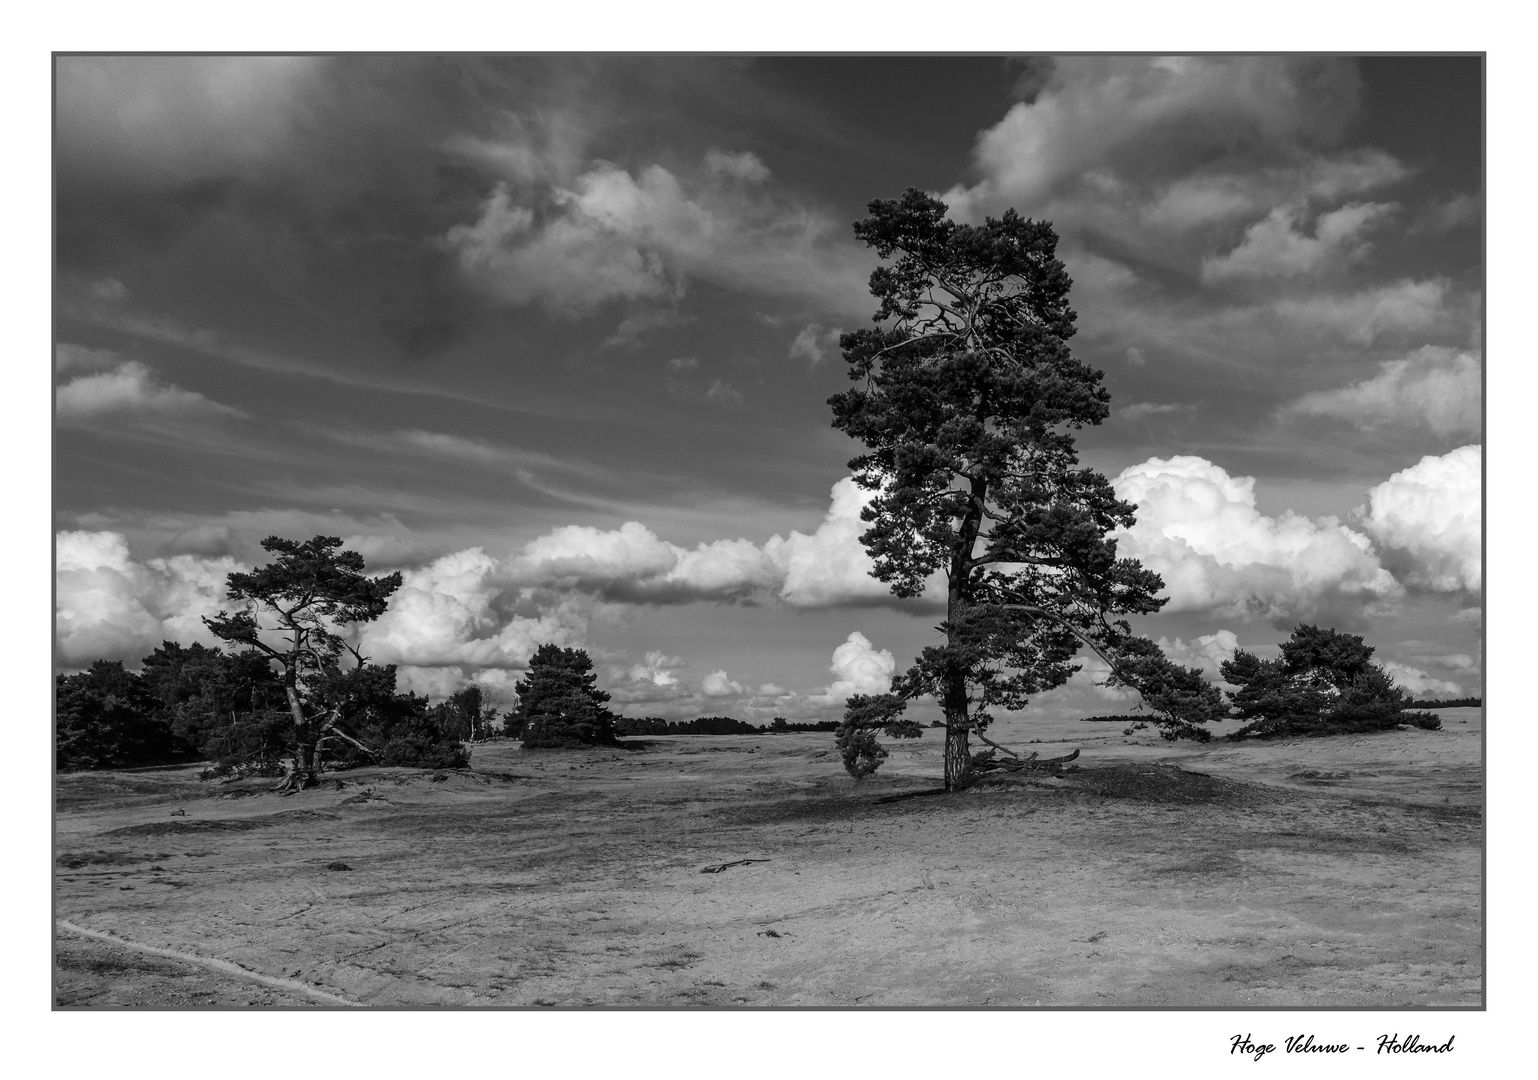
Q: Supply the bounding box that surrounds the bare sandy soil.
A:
[54,709,1482,1008]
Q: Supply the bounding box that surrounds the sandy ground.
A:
[54,708,1482,1008]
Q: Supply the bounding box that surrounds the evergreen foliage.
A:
[514,645,618,748]
[828,189,1223,787]
[55,661,170,770]
[1220,624,1440,739]
[139,641,288,767]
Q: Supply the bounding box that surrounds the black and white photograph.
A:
[50,51,1486,1021]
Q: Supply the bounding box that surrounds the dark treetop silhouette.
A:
[513,644,619,748]
[1221,623,1442,739]
[828,189,1223,790]
[204,535,402,792]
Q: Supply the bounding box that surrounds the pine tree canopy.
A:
[514,644,618,748]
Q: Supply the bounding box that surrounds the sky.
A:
[53,55,1483,723]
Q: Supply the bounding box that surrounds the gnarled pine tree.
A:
[830,189,1223,790]
[204,536,402,791]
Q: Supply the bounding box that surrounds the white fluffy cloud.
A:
[359,547,586,669]
[627,650,684,688]
[443,151,869,317]
[824,631,897,700]
[704,149,771,183]
[56,360,243,422]
[1381,660,1463,699]
[1112,455,1401,622]
[55,531,238,666]
[763,479,899,607]
[1286,347,1481,438]
[1359,445,1481,594]
[789,323,841,365]
[947,57,1364,217]
[508,477,899,609]
[701,670,746,697]
[1155,629,1241,682]
[508,521,780,604]
[1200,201,1393,282]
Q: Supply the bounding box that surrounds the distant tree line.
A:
[609,715,843,737]
[1406,696,1481,709]
[502,645,851,747]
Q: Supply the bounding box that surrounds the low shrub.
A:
[380,735,468,769]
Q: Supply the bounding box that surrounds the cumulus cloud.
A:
[701,670,746,697]
[824,631,897,701]
[704,149,771,183]
[56,531,238,666]
[1381,660,1463,699]
[1359,445,1481,594]
[509,521,779,604]
[359,547,586,669]
[627,650,684,687]
[947,57,1365,217]
[1285,347,1481,438]
[763,479,902,607]
[1200,201,1393,282]
[507,477,902,609]
[1155,629,1241,682]
[789,323,841,365]
[443,150,869,317]
[705,379,744,407]
[1112,455,1401,623]
[56,360,244,422]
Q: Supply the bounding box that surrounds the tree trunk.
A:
[278,680,316,793]
[943,718,970,791]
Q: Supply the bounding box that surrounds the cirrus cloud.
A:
[56,359,244,423]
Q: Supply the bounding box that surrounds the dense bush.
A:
[58,643,471,774]
[380,734,469,769]
[1222,624,1426,740]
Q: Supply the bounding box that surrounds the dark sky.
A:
[54,55,1483,719]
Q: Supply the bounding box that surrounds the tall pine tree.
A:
[830,189,1223,790]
